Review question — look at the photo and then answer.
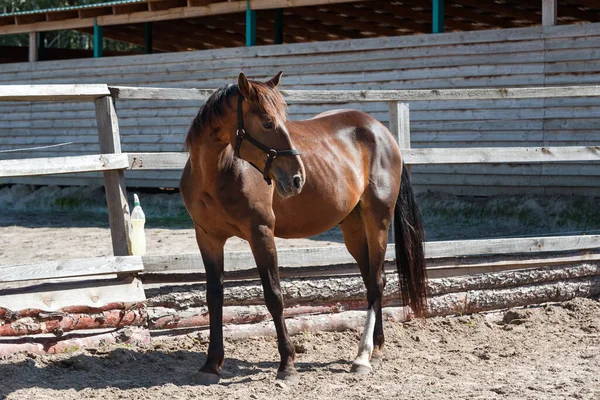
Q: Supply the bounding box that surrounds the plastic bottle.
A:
[129,193,147,256]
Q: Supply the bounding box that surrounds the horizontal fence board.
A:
[0,85,110,101]
[143,235,600,274]
[109,85,600,102]
[0,154,129,177]
[0,275,145,312]
[123,147,600,171]
[404,146,600,164]
[0,256,143,283]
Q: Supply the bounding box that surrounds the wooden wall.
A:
[1,23,600,195]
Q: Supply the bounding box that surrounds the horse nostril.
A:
[293,175,302,190]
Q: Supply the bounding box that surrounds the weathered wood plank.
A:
[95,96,130,257]
[0,256,143,283]
[0,84,110,101]
[127,152,188,170]
[404,146,600,164]
[0,154,129,177]
[142,235,600,274]
[123,146,600,171]
[0,275,145,312]
[108,85,600,102]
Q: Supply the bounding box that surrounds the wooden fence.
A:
[0,84,599,350]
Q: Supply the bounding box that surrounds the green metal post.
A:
[246,0,256,46]
[93,19,104,58]
[274,9,283,44]
[432,0,444,33]
[36,32,45,61]
[144,22,153,54]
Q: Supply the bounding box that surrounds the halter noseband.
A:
[234,94,300,185]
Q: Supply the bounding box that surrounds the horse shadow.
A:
[0,347,349,395]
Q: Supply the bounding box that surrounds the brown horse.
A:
[180,71,427,385]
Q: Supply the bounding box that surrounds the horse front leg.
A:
[195,229,226,385]
[249,224,299,383]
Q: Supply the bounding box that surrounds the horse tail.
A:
[393,164,428,318]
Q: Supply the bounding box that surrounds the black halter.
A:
[234,94,300,185]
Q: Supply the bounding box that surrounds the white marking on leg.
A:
[353,307,376,370]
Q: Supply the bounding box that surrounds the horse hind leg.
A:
[341,200,391,374]
[340,207,383,375]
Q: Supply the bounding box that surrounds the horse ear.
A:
[266,71,283,88]
[238,72,253,98]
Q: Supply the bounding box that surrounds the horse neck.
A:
[190,138,235,186]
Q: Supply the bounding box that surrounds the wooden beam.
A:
[0,154,129,178]
[0,256,143,283]
[95,96,130,257]
[432,0,444,33]
[403,146,600,165]
[108,85,600,102]
[0,84,110,101]
[543,0,557,26]
[28,31,38,62]
[250,0,371,11]
[0,0,371,35]
[122,144,600,171]
[142,234,600,275]
[0,276,145,313]
[0,1,247,35]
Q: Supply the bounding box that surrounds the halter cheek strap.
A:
[234,94,300,185]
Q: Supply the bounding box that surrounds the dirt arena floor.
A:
[1,185,600,399]
[0,298,599,399]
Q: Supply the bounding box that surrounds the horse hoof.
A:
[370,352,383,367]
[276,369,300,384]
[350,362,373,375]
[196,371,221,385]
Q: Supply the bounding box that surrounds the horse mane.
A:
[184,80,288,150]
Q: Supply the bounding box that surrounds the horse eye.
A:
[262,121,274,130]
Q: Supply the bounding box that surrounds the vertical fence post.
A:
[95,96,130,256]
[388,101,411,162]
[388,101,410,242]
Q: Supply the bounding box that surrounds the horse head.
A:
[234,71,305,198]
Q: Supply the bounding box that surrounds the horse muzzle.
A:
[275,173,304,198]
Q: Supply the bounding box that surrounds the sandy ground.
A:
[0,298,599,400]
